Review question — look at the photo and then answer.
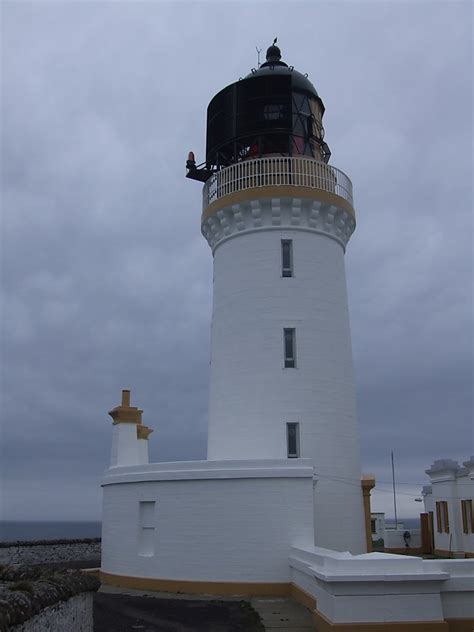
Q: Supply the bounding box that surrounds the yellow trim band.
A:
[100,570,290,596]
[312,609,450,631]
[136,425,153,440]
[108,389,143,425]
[361,474,376,553]
[290,584,316,611]
[202,185,355,223]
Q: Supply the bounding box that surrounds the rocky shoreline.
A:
[0,539,101,567]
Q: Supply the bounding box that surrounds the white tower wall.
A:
[202,193,366,553]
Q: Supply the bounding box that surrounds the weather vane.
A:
[256,45,262,68]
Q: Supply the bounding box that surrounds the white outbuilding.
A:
[423,457,474,558]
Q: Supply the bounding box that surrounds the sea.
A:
[0,518,420,543]
[385,518,420,530]
[0,521,102,542]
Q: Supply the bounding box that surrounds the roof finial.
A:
[266,39,281,63]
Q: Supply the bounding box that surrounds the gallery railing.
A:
[203,156,353,210]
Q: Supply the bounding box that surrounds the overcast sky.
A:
[1,1,472,523]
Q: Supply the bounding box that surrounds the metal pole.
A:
[391,451,398,530]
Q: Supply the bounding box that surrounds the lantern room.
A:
[187,41,331,182]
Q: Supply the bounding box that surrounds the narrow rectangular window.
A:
[442,501,450,533]
[428,511,435,549]
[461,499,473,534]
[436,501,449,534]
[281,240,293,277]
[371,519,376,534]
[139,501,155,556]
[461,500,468,534]
[286,422,300,458]
[436,502,442,533]
[284,328,296,368]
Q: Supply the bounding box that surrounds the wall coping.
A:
[289,546,459,582]
[426,459,461,478]
[102,458,314,486]
[462,456,474,470]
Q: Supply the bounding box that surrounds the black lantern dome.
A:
[187,43,331,181]
[245,43,320,98]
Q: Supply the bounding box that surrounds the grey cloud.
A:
[1,1,472,521]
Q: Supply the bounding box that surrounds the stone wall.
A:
[0,539,101,566]
[384,528,422,552]
[11,593,93,632]
[0,564,100,630]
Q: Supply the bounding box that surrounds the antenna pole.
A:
[256,46,262,68]
[391,451,398,529]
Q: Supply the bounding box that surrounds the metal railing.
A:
[202,156,353,210]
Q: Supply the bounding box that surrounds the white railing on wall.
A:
[202,156,353,210]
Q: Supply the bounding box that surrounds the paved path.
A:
[95,586,313,631]
[94,589,263,631]
[251,597,313,631]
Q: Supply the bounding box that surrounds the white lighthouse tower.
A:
[188,42,366,553]
[101,44,370,596]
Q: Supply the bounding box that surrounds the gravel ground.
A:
[94,592,265,632]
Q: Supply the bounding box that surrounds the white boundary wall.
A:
[384,528,422,549]
[289,546,474,625]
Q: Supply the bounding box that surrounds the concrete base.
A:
[98,569,474,632]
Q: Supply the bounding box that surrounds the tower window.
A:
[281,240,293,277]
[283,328,296,368]
[286,423,300,458]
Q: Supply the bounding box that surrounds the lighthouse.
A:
[188,42,366,553]
[101,43,370,597]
